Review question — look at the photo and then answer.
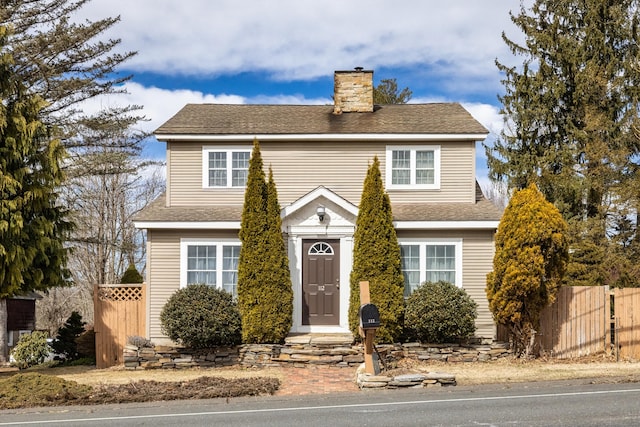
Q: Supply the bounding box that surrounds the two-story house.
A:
[134,69,502,345]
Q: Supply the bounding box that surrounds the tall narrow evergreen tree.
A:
[348,156,405,343]
[486,184,569,357]
[261,167,293,340]
[237,140,292,343]
[0,25,72,361]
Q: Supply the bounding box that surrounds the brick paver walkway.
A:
[276,366,359,396]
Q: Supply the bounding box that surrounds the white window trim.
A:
[8,330,33,347]
[202,146,252,188]
[398,238,463,289]
[385,145,441,190]
[179,238,241,289]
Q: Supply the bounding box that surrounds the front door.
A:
[302,239,340,325]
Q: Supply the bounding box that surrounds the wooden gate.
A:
[614,288,640,360]
[94,284,146,368]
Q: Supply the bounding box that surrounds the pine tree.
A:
[0,0,135,123]
[348,156,405,343]
[51,311,86,361]
[0,25,72,362]
[486,184,569,357]
[237,140,292,343]
[373,78,412,104]
[0,0,149,357]
[488,0,640,248]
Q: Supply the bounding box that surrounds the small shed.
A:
[6,292,42,349]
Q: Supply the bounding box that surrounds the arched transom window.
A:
[308,242,334,255]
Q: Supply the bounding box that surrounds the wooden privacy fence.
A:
[497,286,640,360]
[614,288,640,360]
[94,284,146,369]
[536,286,610,358]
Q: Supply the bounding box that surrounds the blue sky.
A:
[77,1,529,186]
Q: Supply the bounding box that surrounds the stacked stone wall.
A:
[123,341,511,370]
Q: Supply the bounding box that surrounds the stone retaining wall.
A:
[123,339,511,370]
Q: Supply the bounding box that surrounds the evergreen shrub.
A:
[120,263,143,284]
[10,331,52,369]
[405,281,477,344]
[160,284,242,348]
[486,183,568,357]
[51,311,86,361]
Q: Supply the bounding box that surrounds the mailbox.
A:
[359,303,380,329]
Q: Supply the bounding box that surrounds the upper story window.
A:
[399,239,462,296]
[202,147,251,188]
[385,145,440,190]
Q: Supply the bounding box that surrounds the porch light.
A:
[317,206,326,222]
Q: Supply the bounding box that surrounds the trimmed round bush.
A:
[160,284,242,348]
[405,281,477,344]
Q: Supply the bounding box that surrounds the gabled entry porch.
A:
[281,187,358,334]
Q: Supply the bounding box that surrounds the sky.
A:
[76,1,529,185]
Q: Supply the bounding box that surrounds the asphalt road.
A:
[1,380,640,426]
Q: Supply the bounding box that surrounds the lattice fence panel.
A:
[97,286,144,302]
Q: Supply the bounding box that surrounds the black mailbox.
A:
[359,303,380,329]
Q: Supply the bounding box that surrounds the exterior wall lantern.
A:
[316,206,326,222]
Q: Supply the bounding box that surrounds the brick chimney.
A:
[333,67,374,114]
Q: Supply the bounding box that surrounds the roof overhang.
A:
[134,219,499,230]
[156,133,489,143]
[394,220,499,230]
[133,221,241,230]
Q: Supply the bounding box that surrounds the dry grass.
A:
[390,355,640,385]
[0,368,280,410]
[51,365,285,386]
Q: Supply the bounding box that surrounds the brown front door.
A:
[302,239,340,325]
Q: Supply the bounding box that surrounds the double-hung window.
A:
[181,240,241,297]
[203,147,251,188]
[386,145,440,189]
[399,240,462,296]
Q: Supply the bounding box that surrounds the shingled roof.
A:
[155,103,488,137]
[134,185,502,225]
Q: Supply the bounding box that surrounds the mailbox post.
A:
[358,281,380,375]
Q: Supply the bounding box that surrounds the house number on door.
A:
[317,285,325,291]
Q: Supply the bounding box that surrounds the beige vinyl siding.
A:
[397,229,496,340]
[459,230,496,340]
[167,140,477,207]
[146,229,239,343]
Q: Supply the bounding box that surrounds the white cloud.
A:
[78,0,521,87]
[463,102,504,137]
[78,83,244,133]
